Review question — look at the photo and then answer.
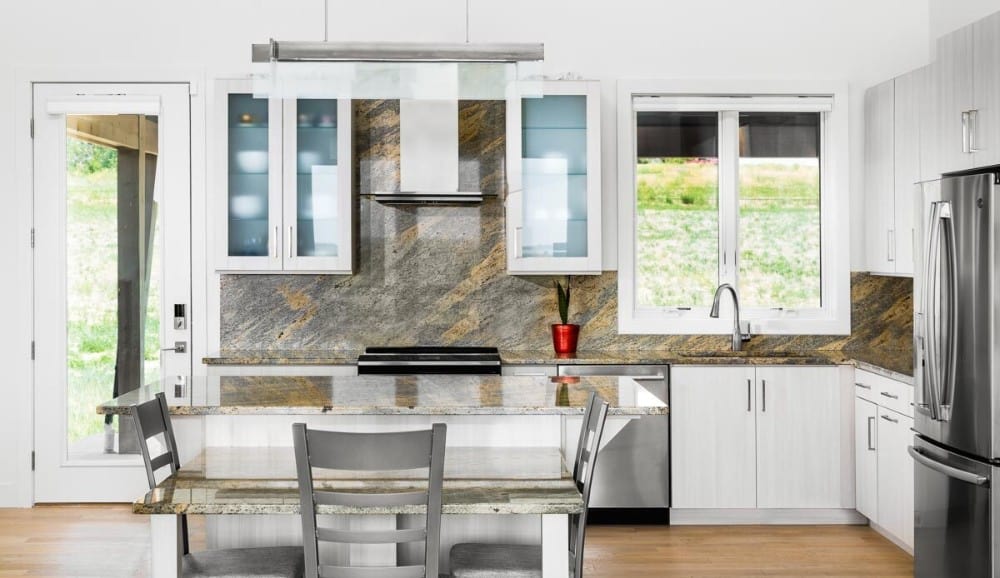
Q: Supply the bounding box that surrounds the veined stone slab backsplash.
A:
[220,99,913,370]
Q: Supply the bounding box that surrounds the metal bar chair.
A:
[293,422,447,578]
[132,392,305,577]
[449,391,609,577]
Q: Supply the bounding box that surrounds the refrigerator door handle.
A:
[923,202,944,420]
[909,446,989,486]
[938,201,958,422]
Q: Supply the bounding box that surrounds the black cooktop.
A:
[357,346,502,375]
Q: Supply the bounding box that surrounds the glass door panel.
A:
[521,94,588,258]
[65,114,161,458]
[293,99,340,258]
[227,93,270,257]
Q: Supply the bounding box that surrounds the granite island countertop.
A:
[136,446,583,516]
[98,374,668,416]
[204,348,912,377]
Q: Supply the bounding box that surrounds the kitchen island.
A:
[99,374,667,578]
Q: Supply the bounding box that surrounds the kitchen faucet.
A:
[710,283,752,351]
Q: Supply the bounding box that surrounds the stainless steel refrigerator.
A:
[913,169,1000,577]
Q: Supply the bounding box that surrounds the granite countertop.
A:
[98,375,668,417]
[203,348,912,378]
[135,446,582,516]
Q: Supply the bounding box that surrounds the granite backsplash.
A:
[220,99,913,371]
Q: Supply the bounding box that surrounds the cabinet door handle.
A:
[887,229,895,262]
[855,383,872,390]
[880,413,899,424]
[272,226,278,258]
[761,379,766,412]
[747,379,752,412]
[867,416,876,450]
[288,226,294,259]
[879,391,899,400]
[962,111,971,154]
[970,109,981,153]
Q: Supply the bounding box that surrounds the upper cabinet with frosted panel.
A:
[216,79,283,271]
[282,98,353,272]
[506,80,602,274]
[214,79,353,273]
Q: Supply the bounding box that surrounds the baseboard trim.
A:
[670,508,867,525]
[870,520,914,555]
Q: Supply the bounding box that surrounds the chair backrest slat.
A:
[303,429,435,471]
[129,392,188,556]
[318,564,426,578]
[314,489,428,508]
[569,392,609,578]
[130,393,181,490]
[294,423,446,578]
[317,527,426,544]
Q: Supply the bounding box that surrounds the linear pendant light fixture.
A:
[251,0,543,99]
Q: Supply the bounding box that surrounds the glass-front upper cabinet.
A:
[214,78,353,273]
[282,98,353,271]
[506,80,602,274]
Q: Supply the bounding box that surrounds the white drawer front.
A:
[856,368,913,417]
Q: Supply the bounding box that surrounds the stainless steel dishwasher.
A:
[558,364,669,523]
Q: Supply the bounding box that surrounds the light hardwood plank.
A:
[0,505,912,577]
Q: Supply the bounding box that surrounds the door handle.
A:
[879,391,899,400]
[161,341,187,354]
[887,229,895,262]
[962,111,971,153]
[761,379,766,413]
[969,109,981,153]
[747,379,752,412]
[855,383,872,390]
[880,413,898,424]
[272,226,279,258]
[909,446,988,486]
[288,226,294,259]
[867,416,876,450]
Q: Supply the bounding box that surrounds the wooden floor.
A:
[0,505,912,577]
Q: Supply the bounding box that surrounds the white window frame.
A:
[617,79,850,335]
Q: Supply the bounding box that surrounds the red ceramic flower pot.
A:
[551,324,580,355]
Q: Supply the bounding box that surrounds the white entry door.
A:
[33,83,191,502]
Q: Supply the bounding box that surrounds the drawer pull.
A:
[879,391,899,400]
[855,383,872,390]
[881,414,899,424]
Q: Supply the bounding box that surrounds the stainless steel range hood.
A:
[373,99,482,204]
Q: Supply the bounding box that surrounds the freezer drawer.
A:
[912,436,999,578]
[558,365,669,510]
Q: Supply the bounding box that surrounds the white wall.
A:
[930,0,1000,45]
[1,0,931,506]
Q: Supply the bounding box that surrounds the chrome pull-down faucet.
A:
[710,283,752,351]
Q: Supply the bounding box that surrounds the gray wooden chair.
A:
[292,422,447,578]
[449,392,609,578]
[131,392,305,578]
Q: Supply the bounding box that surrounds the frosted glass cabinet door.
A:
[216,79,282,270]
[282,98,353,272]
[506,80,602,274]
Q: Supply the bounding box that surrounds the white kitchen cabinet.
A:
[756,366,843,508]
[973,10,1000,168]
[865,67,927,277]
[214,78,353,273]
[670,366,757,509]
[671,365,847,513]
[506,80,602,275]
[853,367,914,551]
[854,397,878,521]
[936,13,1000,173]
[865,80,895,275]
[892,67,924,276]
[877,407,915,549]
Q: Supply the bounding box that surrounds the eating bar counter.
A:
[97,374,667,578]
